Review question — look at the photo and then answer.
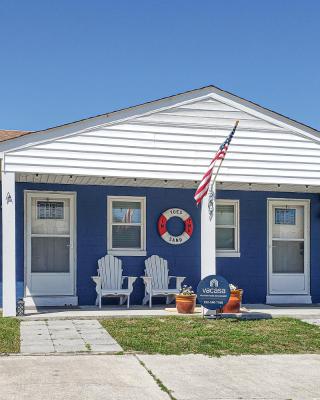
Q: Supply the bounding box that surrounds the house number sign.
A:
[158,208,193,245]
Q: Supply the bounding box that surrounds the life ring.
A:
[158,208,193,245]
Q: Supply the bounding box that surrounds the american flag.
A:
[194,121,239,205]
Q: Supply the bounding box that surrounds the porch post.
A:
[2,171,16,316]
[201,183,216,278]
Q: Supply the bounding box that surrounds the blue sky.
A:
[1,0,319,131]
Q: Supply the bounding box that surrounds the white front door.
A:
[268,199,310,301]
[25,192,76,303]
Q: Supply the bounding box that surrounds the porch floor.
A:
[18,303,320,320]
[21,305,190,320]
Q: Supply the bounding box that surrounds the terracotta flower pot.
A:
[176,294,197,314]
[221,289,243,313]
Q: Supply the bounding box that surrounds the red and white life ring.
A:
[158,208,193,245]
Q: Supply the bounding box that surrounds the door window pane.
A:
[31,237,70,273]
[216,228,235,250]
[275,208,296,225]
[272,241,304,273]
[37,201,64,220]
[112,226,141,248]
[272,206,304,239]
[32,198,70,235]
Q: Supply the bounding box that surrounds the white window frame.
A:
[216,199,240,257]
[107,196,147,257]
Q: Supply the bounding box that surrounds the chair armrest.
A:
[168,276,186,290]
[141,276,152,283]
[122,276,137,281]
[91,276,102,296]
[122,276,137,290]
[141,276,152,293]
[91,276,101,287]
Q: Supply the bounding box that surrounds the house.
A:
[1,85,320,316]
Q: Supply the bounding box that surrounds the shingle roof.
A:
[0,129,32,142]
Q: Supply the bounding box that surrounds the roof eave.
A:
[0,84,319,154]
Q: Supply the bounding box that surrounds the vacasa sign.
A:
[196,275,231,310]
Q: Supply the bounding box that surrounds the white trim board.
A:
[266,295,312,305]
[24,296,78,307]
[2,171,17,316]
[15,173,320,193]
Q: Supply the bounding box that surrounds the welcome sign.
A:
[196,275,231,310]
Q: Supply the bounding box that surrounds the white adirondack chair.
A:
[142,255,186,308]
[92,254,137,308]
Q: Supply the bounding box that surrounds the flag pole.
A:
[209,120,239,192]
[207,120,239,220]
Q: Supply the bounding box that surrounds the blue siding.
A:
[0,183,319,306]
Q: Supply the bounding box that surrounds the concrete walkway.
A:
[0,355,168,400]
[20,320,122,354]
[0,353,319,399]
[301,318,320,326]
[139,354,320,400]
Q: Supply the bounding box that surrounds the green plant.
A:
[179,285,195,295]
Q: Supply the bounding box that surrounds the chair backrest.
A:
[98,254,123,290]
[145,255,169,289]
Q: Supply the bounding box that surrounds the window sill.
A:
[108,250,147,257]
[216,252,241,258]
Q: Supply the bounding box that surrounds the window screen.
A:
[216,202,239,252]
[110,199,144,249]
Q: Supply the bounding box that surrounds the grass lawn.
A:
[0,315,20,353]
[101,316,320,357]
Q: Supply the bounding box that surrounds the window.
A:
[37,201,64,220]
[216,200,240,257]
[107,196,146,256]
[275,208,296,225]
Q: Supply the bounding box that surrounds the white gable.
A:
[4,90,320,186]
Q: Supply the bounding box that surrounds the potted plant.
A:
[221,284,243,313]
[176,285,197,314]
